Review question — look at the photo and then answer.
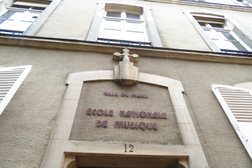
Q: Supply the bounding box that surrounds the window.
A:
[187,12,252,53]
[0,9,42,35]
[0,0,52,35]
[0,65,32,115]
[86,3,163,47]
[98,10,149,45]
[212,84,252,159]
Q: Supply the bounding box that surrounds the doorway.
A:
[64,153,188,168]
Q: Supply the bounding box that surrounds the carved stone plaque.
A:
[70,81,181,145]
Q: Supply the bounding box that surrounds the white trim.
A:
[24,0,62,35]
[184,10,221,52]
[86,2,163,47]
[184,10,252,52]
[0,65,32,115]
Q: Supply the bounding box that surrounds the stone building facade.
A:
[0,0,252,168]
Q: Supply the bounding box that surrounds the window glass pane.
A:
[209,23,223,28]
[231,41,247,51]
[0,10,40,32]
[102,20,122,30]
[125,31,146,42]
[126,21,144,32]
[9,12,24,21]
[99,29,122,40]
[9,11,40,22]
[98,7,149,44]
[126,13,140,20]
[222,31,236,41]
[0,20,31,31]
[213,39,238,50]
[205,30,226,40]
[199,22,206,26]
[205,30,238,50]
[23,12,40,22]
[222,31,247,51]
[106,11,121,18]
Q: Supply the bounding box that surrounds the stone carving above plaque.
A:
[113,48,139,85]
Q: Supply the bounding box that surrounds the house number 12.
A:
[124,144,134,152]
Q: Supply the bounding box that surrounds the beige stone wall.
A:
[1,0,252,167]
[35,0,98,40]
[35,0,252,51]
[0,45,251,167]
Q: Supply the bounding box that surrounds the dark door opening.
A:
[65,154,188,168]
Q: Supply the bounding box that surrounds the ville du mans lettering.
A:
[104,91,148,99]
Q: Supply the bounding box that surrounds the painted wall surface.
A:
[36,0,97,39]
[0,45,252,167]
[1,0,252,167]
[35,0,252,51]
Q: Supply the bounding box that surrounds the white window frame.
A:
[86,2,163,47]
[0,0,61,35]
[0,65,32,115]
[184,11,252,53]
[203,24,252,51]
[0,7,43,35]
[98,10,150,44]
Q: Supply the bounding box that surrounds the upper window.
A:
[86,3,163,47]
[0,0,51,35]
[98,10,149,45]
[0,9,42,35]
[187,12,252,53]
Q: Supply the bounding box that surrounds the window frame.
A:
[98,10,150,45]
[0,7,43,35]
[86,3,163,47]
[0,0,61,35]
[185,10,252,53]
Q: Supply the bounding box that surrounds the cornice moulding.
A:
[0,35,252,65]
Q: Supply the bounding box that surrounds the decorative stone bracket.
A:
[113,48,139,85]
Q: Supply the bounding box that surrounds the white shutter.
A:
[0,65,32,115]
[212,84,252,158]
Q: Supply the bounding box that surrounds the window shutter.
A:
[212,84,252,158]
[0,65,32,115]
